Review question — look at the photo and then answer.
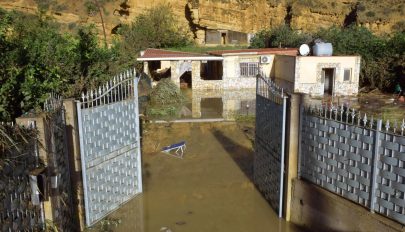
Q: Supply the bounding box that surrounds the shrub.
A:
[118,4,192,68]
[146,79,186,119]
[366,11,376,18]
[149,79,185,106]
[250,25,312,48]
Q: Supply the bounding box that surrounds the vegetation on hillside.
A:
[0,9,119,121]
[0,2,404,121]
[0,4,191,121]
[250,25,405,92]
[117,4,192,68]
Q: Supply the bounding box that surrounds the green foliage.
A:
[316,26,404,90]
[146,79,186,120]
[149,79,185,105]
[365,11,376,18]
[85,1,98,16]
[118,4,192,68]
[0,9,119,121]
[250,25,312,48]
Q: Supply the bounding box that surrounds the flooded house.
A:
[273,45,361,96]
[138,47,360,96]
[138,47,361,119]
[137,48,298,90]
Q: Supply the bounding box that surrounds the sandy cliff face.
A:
[0,0,403,42]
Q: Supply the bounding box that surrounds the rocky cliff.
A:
[0,0,403,43]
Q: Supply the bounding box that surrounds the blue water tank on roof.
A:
[313,43,333,56]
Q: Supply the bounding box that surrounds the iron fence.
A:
[0,121,44,231]
[300,105,405,224]
[254,76,288,217]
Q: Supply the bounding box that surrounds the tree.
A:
[118,4,192,67]
[0,9,119,121]
[250,25,311,48]
[85,0,116,48]
[315,26,392,89]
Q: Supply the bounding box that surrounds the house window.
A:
[344,69,351,81]
[240,62,259,77]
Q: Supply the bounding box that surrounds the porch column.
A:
[170,61,181,88]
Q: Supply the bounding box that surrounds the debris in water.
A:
[160,226,172,232]
[176,221,186,225]
[161,141,186,158]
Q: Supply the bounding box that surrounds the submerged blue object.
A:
[162,141,186,158]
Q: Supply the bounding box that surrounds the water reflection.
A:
[181,88,256,120]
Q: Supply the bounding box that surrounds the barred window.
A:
[240,62,259,77]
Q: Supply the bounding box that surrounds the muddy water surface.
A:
[105,122,302,232]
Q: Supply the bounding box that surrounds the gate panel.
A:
[77,70,142,226]
[254,76,288,217]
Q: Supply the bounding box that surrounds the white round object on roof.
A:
[299,44,310,56]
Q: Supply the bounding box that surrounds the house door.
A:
[323,68,335,95]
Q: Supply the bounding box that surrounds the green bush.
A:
[146,79,186,119]
[149,79,185,106]
[118,4,192,68]
[0,9,119,121]
[315,26,404,90]
[250,25,312,48]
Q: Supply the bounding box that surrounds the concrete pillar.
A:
[285,93,302,221]
[170,61,181,88]
[143,62,150,76]
[191,61,201,90]
[16,115,54,223]
[63,99,86,231]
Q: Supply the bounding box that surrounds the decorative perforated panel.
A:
[300,105,405,224]
[301,114,374,208]
[374,132,405,223]
[77,70,142,226]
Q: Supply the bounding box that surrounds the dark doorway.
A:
[180,71,192,88]
[221,33,227,45]
[323,68,335,94]
[201,98,223,118]
[200,61,223,80]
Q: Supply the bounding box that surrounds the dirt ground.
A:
[97,122,301,232]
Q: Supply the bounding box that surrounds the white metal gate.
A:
[254,76,288,217]
[76,69,142,226]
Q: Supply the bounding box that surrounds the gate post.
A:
[16,115,54,224]
[134,77,143,193]
[63,99,86,231]
[370,119,382,213]
[285,93,302,221]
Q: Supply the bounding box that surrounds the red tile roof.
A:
[139,48,213,59]
[138,48,299,61]
[208,48,298,56]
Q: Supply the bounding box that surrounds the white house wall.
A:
[294,56,361,96]
[222,55,273,89]
[274,55,296,92]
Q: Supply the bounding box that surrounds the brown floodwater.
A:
[95,122,302,232]
[305,92,405,122]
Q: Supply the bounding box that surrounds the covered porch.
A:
[137,49,224,90]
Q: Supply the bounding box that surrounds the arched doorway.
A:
[179,71,192,89]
